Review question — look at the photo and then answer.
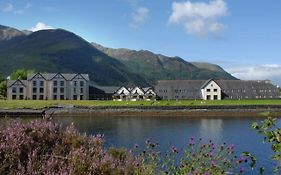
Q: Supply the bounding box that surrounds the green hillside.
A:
[92,43,237,84]
[0,24,237,86]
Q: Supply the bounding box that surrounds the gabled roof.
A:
[50,73,67,80]
[70,73,89,81]
[7,79,28,88]
[27,73,47,81]
[27,73,89,81]
[200,79,220,89]
[131,87,145,95]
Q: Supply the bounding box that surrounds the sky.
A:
[0,0,281,85]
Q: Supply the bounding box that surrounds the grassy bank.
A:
[0,99,281,109]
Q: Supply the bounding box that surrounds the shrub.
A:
[252,116,281,174]
[0,120,141,175]
[133,138,253,175]
[0,120,253,175]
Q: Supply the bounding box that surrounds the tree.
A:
[0,80,7,98]
[10,69,33,80]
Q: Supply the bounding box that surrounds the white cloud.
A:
[130,6,149,28]
[227,64,281,86]
[2,2,32,14]
[2,3,14,12]
[30,22,53,32]
[168,0,228,37]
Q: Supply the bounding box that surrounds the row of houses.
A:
[112,87,156,101]
[7,73,281,101]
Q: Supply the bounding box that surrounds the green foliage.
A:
[10,69,33,80]
[133,138,253,175]
[0,80,7,98]
[252,116,281,174]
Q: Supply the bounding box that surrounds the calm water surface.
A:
[1,115,279,174]
[51,115,279,174]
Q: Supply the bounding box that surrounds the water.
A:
[51,115,278,174]
[1,115,279,174]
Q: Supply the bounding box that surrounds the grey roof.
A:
[94,86,120,94]
[156,80,280,99]
[7,80,28,87]
[27,73,89,81]
[200,79,215,89]
[156,80,206,99]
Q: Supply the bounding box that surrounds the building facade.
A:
[7,73,89,100]
[113,87,157,101]
[155,79,280,100]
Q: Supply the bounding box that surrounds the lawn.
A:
[0,99,281,109]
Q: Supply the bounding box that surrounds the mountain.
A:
[0,24,236,86]
[92,43,236,83]
[0,25,27,42]
[0,28,147,86]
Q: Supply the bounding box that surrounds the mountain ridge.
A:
[0,24,237,86]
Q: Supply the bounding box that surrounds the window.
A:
[80,95,83,100]
[214,95,218,100]
[53,80,57,86]
[32,95,37,100]
[33,81,37,86]
[214,89,218,92]
[12,87,17,93]
[207,95,211,100]
[60,95,64,100]
[73,95,77,100]
[40,88,44,93]
[12,95,17,100]
[73,88,76,93]
[40,81,44,87]
[39,95,44,100]
[19,87,23,93]
[60,88,64,93]
[60,81,64,86]
[33,88,37,93]
[53,95,57,100]
[80,81,84,87]
[207,89,211,92]
[53,88,57,93]
[19,95,24,100]
[74,81,77,86]
[80,88,83,93]
[175,96,179,99]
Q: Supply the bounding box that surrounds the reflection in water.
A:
[199,119,223,143]
[10,115,274,174]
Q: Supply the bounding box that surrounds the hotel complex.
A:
[6,73,280,101]
[7,73,89,100]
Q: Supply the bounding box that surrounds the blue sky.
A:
[1,0,281,85]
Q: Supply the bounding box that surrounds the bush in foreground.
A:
[0,120,141,175]
[0,120,252,175]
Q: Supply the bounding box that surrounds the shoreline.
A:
[1,105,281,117]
